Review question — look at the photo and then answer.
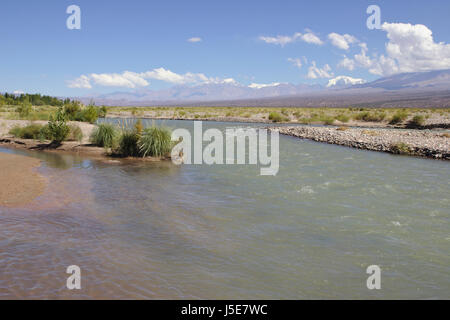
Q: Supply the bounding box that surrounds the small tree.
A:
[64,101,81,120]
[48,107,70,143]
[98,106,108,118]
[82,104,99,124]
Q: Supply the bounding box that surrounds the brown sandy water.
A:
[0,153,47,207]
[0,120,449,299]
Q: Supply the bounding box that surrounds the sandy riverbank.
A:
[0,119,169,162]
[0,119,96,144]
[0,153,47,207]
[270,126,450,160]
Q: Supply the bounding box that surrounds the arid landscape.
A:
[1,0,450,304]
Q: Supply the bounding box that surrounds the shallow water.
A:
[0,120,449,299]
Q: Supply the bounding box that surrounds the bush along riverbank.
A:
[89,120,174,159]
[270,126,450,160]
[0,110,174,161]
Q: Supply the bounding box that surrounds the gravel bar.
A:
[270,126,450,160]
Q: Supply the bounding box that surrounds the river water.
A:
[0,120,449,299]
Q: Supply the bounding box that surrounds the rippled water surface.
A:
[0,120,449,299]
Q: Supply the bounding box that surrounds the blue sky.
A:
[1,0,450,96]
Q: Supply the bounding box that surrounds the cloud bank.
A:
[68,68,236,89]
[339,23,450,76]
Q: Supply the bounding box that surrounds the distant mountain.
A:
[85,82,323,105]
[357,69,450,90]
[326,76,366,88]
[84,69,450,107]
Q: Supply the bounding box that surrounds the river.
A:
[0,120,449,299]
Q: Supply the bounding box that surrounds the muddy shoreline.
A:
[0,138,169,163]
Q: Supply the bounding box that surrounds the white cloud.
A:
[143,68,196,84]
[339,23,450,76]
[328,33,358,50]
[382,22,450,73]
[287,58,303,69]
[301,32,323,45]
[259,31,322,46]
[187,37,202,43]
[248,82,281,89]
[67,75,92,89]
[307,61,333,79]
[326,76,366,88]
[338,56,356,71]
[68,68,237,89]
[90,71,149,88]
[259,33,302,47]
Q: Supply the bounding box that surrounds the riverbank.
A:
[0,119,95,144]
[270,126,450,160]
[0,119,170,162]
[0,152,47,207]
[0,138,170,163]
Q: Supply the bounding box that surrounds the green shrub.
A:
[47,107,70,143]
[28,111,52,121]
[322,116,335,125]
[66,125,83,142]
[138,126,172,157]
[269,112,283,123]
[391,142,412,155]
[336,114,350,123]
[408,115,425,127]
[355,111,386,122]
[64,102,81,120]
[80,105,99,124]
[9,124,43,139]
[293,111,303,118]
[98,106,108,118]
[117,130,140,157]
[39,125,52,141]
[389,111,408,124]
[90,123,119,148]
[16,101,32,118]
[9,126,22,137]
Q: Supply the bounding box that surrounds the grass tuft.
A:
[90,123,119,148]
[117,130,140,157]
[138,126,172,157]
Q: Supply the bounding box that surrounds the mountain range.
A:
[83,69,450,108]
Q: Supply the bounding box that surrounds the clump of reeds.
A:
[90,123,119,148]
